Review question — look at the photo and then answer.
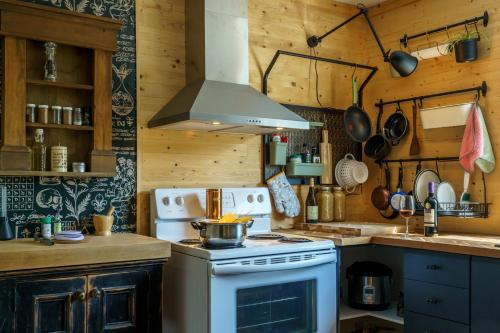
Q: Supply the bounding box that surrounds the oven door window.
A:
[236,279,317,333]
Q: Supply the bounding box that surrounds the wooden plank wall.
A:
[136,0,368,234]
[347,0,500,234]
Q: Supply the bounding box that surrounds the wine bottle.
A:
[424,182,439,236]
[306,178,318,223]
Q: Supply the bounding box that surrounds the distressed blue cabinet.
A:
[471,256,500,333]
[0,279,14,333]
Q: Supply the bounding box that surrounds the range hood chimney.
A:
[147,0,309,134]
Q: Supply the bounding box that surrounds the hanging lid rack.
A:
[400,11,489,47]
[375,81,487,107]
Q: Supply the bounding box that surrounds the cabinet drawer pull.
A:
[426,264,442,270]
[89,288,101,298]
[76,291,86,301]
[426,297,440,304]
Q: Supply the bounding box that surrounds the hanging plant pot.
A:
[454,38,478,63]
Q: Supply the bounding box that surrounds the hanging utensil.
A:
[371,164,391,210]
[460,171,471,202]
[390,163,406,211]
[409,101,421,155]
[365,104,391,160]
[383,102,409,146]
[344,75,372,142]
[379,165,398,219]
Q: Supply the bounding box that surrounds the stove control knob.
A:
[247,195,254,203]
[162,197,170,206]
[175,196,184,206]
[257,194,265,203]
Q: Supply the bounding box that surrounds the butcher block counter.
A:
[285,225,500,259]
[0,233,170,272]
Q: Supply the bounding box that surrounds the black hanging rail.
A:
[262,50,378,107]
[375,81,487,107]
[400,11,489,47]
[381,156,459,164]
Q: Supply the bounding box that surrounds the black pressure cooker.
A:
[346,261,392,310]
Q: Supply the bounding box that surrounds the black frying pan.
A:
[344,76,371,143]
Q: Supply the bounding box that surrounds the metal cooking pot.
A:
[364,105,391,160]
[190,220,254,248]
[383,104,408,146]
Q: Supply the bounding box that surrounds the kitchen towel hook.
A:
[435,158,440,177]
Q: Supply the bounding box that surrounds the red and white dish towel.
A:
[459,103,495,174]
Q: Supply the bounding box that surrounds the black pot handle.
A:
[376,104,384,134]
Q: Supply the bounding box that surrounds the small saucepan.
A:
[191,220,254,249]
[383,103,409,146]
[371,164,391,210]
[364,105,391,160]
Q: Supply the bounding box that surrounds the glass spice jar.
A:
[37,105,49,124]
[50,105,62,124]
[26,104,36,123]
[62,107,73,125]
[73,107,82,126]
[333,186,346,222]
[318,186,334,222]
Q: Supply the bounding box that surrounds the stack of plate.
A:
[55,230,84,242]
[413,169,456,210]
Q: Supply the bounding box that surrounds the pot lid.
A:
[347,261,392,277]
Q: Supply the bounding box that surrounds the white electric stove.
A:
[151,187,338,333]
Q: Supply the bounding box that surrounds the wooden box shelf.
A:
[0,0,122,174]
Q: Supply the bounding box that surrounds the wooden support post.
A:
[91,49,115,173]
[0,36,30,171]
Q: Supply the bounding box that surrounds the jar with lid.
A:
[37,105,49,124]
[62,107,73,125]
[318,186,334,222]
[333,186,346,222]
[73,107,82,126]
[31,129,47,171]
[50,105,62,124]
[26,104,36,123]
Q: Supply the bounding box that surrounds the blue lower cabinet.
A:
[405,311,469,333]
[471,256,500,333]
[405,279,469,324]
[0,279,14,333]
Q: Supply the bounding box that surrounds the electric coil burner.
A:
[280,237,313,243]
[247,233,284,240]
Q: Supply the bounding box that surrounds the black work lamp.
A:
[307,5,418,77]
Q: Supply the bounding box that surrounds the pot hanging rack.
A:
[375,81,487,108]
[262,50,378,108]
[379,156,489,219]
[400,11,489,48]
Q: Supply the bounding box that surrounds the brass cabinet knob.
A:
[89,288,101,298]
[76,291,86,301]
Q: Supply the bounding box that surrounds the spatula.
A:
[409,103,420,155]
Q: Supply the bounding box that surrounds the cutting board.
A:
[320,129,332,184]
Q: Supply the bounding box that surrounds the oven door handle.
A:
[210,252,336,275]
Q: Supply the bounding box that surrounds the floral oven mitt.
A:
[266,172,300,218]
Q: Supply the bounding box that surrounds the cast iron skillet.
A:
[344,76,371,143]
[364,105,391,160]
[383,103,409,146]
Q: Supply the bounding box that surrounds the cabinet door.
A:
[471,257,500,332]
[0,279,14,333]
[87,270,149,333]
[15,276,86,333]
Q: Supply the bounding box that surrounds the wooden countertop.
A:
[285,228,500,258]
[372,233,500,259]
[0,233,171,272]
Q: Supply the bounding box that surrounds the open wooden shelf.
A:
[0,171,115,177]
[340,301,404,325]
[27,79,93,91]
[26,123,94,131]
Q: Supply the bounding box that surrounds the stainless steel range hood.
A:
[147,0,309,134]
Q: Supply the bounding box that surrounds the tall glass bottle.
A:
[306,177,318,223]
[424,182,439,237]
[44,42,57,82]
[32,129,47,171]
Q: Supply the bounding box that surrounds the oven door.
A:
[209,249,337,333]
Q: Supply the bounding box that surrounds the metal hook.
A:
[474,21,480,41]
[351,64,358,79]
[418,98,423,108]
[397,101,402,111]
[435,158,440,177]
[465,23,470,35]
[445,25,450,40]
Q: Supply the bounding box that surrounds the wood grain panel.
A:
[136,0,368,235]
[344,0,500,235]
